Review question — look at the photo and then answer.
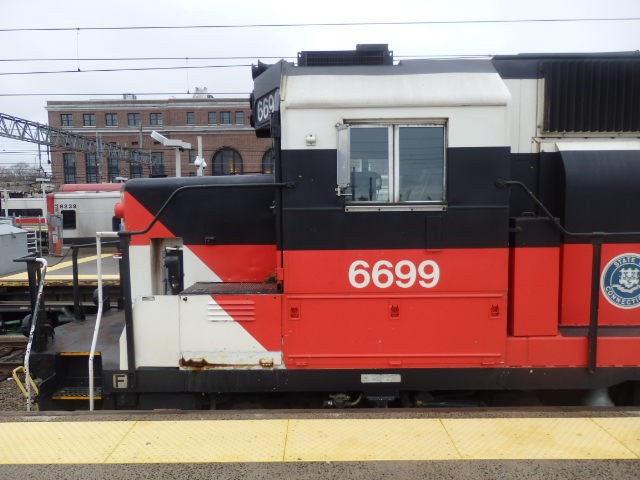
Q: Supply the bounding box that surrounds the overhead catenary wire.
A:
[0,17,638,32]
[0,53,515,77]
[0,63,252,76]
[0,56,296,62]
[0,92,251,97]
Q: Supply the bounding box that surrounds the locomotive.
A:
[31,45,640,409]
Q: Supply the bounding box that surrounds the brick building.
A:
[46,96,273,188]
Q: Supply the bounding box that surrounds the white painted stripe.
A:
[180,295,282,367]
[183,245,222,285]
[285,72,510,109]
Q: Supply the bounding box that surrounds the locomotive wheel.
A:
[20,314,32,337]
[92,287,111,312]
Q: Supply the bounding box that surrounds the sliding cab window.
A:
[338,123,446,208]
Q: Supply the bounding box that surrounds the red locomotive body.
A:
[32,46,640,409]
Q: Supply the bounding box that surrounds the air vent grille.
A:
[543,59,640,132]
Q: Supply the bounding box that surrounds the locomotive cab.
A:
[120,174,281,373]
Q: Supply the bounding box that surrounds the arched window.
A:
[212,148,243,175]
[261,148,275,174]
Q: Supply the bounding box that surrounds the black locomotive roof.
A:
[492,51,640,78]
[252,48,640,84]
[124,173,276,196]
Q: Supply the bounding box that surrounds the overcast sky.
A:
[1,0,639,171]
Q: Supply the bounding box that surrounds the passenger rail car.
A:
[31,46,640,409]
[48,183,123,244]
[1,184,122,244]
[0,195,47,227]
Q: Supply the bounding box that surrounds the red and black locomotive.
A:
[32,46,640,409]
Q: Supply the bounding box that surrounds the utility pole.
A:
[96,131,102,182]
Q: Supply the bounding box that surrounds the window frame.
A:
[220,111,232,125]
[105,113,118,126]
[186,111,196,125]
[107,154,120,181]
[129,160,143,179]
[235,111,245,124]
[340,120,447,212]
[61,210,77,229]
[85,153,99,183]
[63,153,76,184]
[149,112,163,126]
[60,114,73,127]
[261,148,275,174]
[82,113,96,127]
[150,152,165,176]
[127,113,141,126]
[212,148,243,175]
[207,111,217,124]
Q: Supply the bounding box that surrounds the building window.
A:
[150,113,163,126]
[212,148,243,175]
[150,152,165,176]
[343,124,445,203]
[129,158,143,179]
[235,111,245,124]
[220,111,232,124]
[60,114,73,127]
[86,153,99,183]
[105,113,118,126]
[261,149,275,174]
[128,113,141,126]
[186,112,196,125]
[207,112,217,124]
[188,149,196,164]
[107,155,120,182]
[83,113,96,127]
[63,153,76,184]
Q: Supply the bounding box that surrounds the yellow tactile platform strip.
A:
[0,417,638,464]
[0,254,118,286]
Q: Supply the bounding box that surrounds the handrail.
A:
[71,240,119,321]
[89,231,119,411]
[495,179,640,238]
[121,181,295,238]
[23,257,47,412]
[12,366,39,411]
[496,179,640,373]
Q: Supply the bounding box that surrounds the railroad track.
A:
[0,336,26,378]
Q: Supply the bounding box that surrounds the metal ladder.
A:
[26,231,37,255]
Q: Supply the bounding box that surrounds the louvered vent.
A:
[298,44,393,67]
[207,299,256,322]
[543,59,640,133]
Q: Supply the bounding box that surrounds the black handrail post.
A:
[26,259,38,314]
[588,235,604,374]
[71,245,85,321]
[119,233,136,376]
[24,258,46,352]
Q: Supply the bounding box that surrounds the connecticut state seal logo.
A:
[601,253,640,309]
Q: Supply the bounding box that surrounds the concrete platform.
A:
[0,409,638,478]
